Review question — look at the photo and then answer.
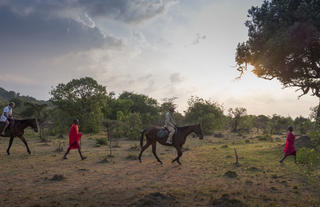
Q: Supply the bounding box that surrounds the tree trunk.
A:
[316,99,320,127]
[233,118,239,132]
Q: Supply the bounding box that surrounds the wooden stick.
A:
[234,148,239,166]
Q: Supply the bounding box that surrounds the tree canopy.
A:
[236,0,320,98]
[50,77,108,132]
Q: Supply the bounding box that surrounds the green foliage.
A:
[308,130,320,148]
[294,116,313,134]
[50,77,108,133]
[228,107,247,132]
[256,133,273,142]
[297,147,320,172]
[96,137,108,146]
[117,112,143,139]
[21,102,51,140]
[253,115,270,132]
[236,1,320,101]
[117,91,159,126]
[185,96,224,135]
[269,114,293,135]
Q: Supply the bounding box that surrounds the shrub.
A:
[256,133,273,142]
[297,147,320,172]
[96,138,108,145]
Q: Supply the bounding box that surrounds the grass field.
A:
[0,131,319,207]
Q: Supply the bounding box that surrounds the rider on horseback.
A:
[165,106,176,144]
[1,102,15,136]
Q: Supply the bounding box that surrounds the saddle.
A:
[157,127,177,139]
[157,127,169,138]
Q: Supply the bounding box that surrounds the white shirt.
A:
[164,112,176,128]
[1,106,12,122]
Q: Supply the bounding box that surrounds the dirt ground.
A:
[0,131,319,207]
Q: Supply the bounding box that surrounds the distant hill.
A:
[0,87,47,105]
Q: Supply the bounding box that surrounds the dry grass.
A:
[0,130,319,207]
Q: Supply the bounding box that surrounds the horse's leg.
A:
[18,136,31,154]
[138,141,151,163]
[7,136,15,155]
[172,146,183,165]
[152,142,162,165]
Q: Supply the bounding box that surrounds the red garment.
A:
[69,124,82,150]
[284,131,296,156]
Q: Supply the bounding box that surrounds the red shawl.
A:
[69,124,82,150]
[284,131,296,156]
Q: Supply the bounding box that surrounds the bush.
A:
[117,112,143,140]
[96,138,108,145]
[309,130,320,148]
[297,147,320,171]
[256,133,273,142]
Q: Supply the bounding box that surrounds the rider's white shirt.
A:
[1,106,12,122]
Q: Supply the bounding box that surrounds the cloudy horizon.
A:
[0,0,318,118]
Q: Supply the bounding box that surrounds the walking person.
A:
[280,126,296,163]
[63,119,86,160]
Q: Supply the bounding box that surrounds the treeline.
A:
[0,77,318,139]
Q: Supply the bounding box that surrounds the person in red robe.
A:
[63,119,86,160]
[280,126,296,163]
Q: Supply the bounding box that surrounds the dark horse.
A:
[139,124,203,165]
[0,119,38,155]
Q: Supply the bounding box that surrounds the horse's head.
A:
[31,119,39,133]
[193,124,203,139]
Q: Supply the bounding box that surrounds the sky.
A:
[0,0,318,118]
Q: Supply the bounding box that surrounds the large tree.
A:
[117,91,159,126]
[50,77,108,132]
[236,0,320,121]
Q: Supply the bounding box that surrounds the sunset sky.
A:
[0,0,318,117]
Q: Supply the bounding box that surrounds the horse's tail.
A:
[140,129,146,148]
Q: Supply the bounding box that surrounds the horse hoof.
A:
[28,151,31,155]
[7,152,10,155]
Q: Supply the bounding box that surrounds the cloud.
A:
[170,73,184,83]
[0,0,177,25]
[192,33,206,45]
[76,0,178,24]
[0,3,124,57]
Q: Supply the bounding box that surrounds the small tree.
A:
[228,107,247,132]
